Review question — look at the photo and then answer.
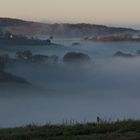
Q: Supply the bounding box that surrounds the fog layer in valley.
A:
[0,41,140,127]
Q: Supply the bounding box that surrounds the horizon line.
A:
[0,16,139,30]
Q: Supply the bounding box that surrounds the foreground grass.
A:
[1,119,140,140]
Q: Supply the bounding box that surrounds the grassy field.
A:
[0,119,140,140]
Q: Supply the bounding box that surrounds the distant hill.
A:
[0,17,139,38]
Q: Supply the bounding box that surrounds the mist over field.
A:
[0,40,140,127]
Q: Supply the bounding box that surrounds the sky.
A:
[0,0,140,29]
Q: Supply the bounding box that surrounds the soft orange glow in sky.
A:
[0,0,140,28]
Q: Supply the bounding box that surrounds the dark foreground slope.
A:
[1,120,140,140]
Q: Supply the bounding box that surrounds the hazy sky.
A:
[0,0,140,28]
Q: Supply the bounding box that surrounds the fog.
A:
[1,41,140,127]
